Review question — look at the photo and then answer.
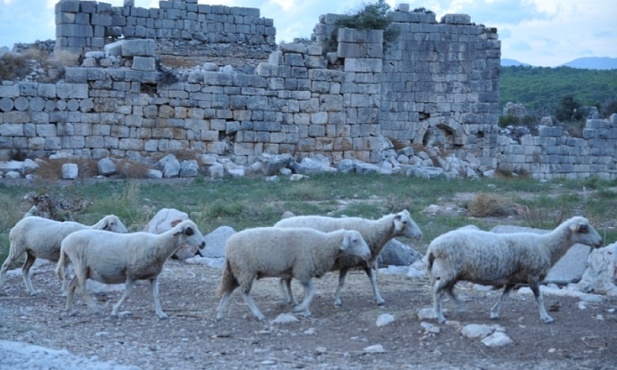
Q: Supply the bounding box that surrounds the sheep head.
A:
[568,217,603,248]
[100,215,128,233]
[340,230,371,261]
[394,209,423,240]
[173,221,206,250]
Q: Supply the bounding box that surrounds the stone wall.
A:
[494,118,617,180]
[54,0,276,64]
[1,1,616,179]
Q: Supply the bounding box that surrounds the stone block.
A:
[64,67,88,83]
[0,84,19,98]
[121,39,156,57]
[132,56,156,71]
[0,98,13,112]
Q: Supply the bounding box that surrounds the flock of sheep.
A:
[0,208,604,324]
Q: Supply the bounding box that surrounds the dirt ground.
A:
[1,260,615,370]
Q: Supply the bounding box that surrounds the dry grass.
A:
[50,49,80,67]
[35,158,98,180]
[160,55,203,69]
[466,192,513,217]
[114,159,150,179]
[0,48,78,82]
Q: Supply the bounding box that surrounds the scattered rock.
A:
[376,313,394,327]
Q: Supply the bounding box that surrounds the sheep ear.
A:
[569,223,588,233]
[577,224,589,234]
[184,226,194,236]
[340,233,351,251]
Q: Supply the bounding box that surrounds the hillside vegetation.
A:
[499,66,617,117]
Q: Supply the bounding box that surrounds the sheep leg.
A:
[432,277,450,324]
[490,284,514,319]
[333,268,349,306]
[446,285,465,313]
[0,250,21,292]
[21,253,37,296]
[240,290,266,321]
[111,278,134,318]
[150,277,168,320]
[363,262,385,306]
[277,278,298,306]
[292,280,314,318]
[215,292,232,320]
[66,276,78,313]
[76,270,100,315]
[530,282,554,324]
[59,262,72,297]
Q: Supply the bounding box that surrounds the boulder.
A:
[97,158,117,176]
[62,163,79,180]
[377,239,423,267]
[575,242,617,296]
[201,225,236,259]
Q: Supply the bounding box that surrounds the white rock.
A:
[417,307,437,320]
[375,313,394,327]
[270,313,299,324]
[481,331,513,347]
[363,344,385,353]
[461,324,501,339]
[420,322,440,334]
[61,163,79,180]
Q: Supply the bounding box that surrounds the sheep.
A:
[273,210,423,306]
[56,220,205,319]
[426,216,603,324]
[215,227,371,321]
[0,215,128,296]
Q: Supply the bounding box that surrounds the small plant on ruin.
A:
[325,0,401,52]
[412,7,435,14]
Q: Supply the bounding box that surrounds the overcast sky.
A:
[0,0,615,67]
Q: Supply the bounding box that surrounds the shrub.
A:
[325,0,401,52]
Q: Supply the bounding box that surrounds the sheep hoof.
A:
[333,302,343,307]
[158,314,169,320]
[29,291,38,297]
[542,317,555,324]
[376,300,385,306]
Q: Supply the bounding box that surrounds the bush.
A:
[326,0,401,52]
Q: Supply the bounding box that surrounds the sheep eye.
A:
[185,227,194,236]
[578,225,589,234]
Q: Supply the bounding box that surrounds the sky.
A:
[0,0,615,67]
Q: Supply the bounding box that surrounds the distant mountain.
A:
[501,58,529,67]
[561,57,617,70]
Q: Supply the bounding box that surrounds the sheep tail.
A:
[425,251,436,286]
[56,251,67,280]
[216,260,238,297]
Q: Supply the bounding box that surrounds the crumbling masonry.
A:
[0,0,615,179]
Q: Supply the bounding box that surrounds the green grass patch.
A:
[1,174,616,265]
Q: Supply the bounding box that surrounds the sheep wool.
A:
[56,220,205,319]
[274,209,423,306]
[215,227,371,321]
[426,216,603,324]
[0,215,128,296]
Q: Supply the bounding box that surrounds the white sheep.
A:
[56,220,205,319]
[215,227,371,321]
[0,215,128,296]
[274,210,423,306]
[426,216,603,324]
